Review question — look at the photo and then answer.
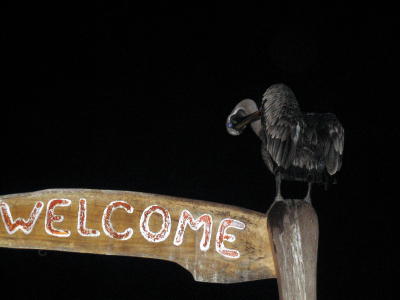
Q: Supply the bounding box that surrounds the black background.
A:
[1,2,395,299]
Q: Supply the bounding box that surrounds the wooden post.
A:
[267,199,319,300]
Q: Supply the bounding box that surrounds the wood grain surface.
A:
[267,199,318,300]
[0,189,276,283]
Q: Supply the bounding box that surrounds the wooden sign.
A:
[0,189,276,283]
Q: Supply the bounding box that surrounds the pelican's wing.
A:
[312,113,344,175]
[261,84,304,169]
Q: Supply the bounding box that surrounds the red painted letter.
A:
[45,199,72,237]
[0,201,44,235]
[216,218,245,259]
[102,200,133,240]
[77,198,100,237]
[173,209,212,251]
[140,205,171,243]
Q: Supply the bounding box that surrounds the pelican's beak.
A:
[226,110,261,136]
[234,111,261,130]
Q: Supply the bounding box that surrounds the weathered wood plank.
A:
[0,189,276,283]
[267,199,319,300]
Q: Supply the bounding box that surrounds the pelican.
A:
[226,83,344,203]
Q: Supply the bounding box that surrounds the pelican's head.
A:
[226,109,260,135]
[226,108,247,136]
[226,101,261,136]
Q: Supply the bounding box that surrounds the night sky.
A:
[1,3,395,299]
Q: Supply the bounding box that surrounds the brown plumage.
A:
[226,83,344,202]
